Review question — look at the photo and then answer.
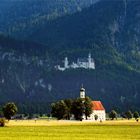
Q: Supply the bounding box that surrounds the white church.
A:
[56,53,95,71]
[80,87,106,121]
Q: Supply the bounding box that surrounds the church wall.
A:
[89,110,106,121]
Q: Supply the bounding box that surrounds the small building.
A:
[80,87,106,121]
[89,101,106,121]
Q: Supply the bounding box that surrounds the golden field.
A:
[0,119,140,140]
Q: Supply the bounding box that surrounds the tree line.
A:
[109,110,139,121]
[51,96,93,121]
[0,100,139,127]
[51,97,140,122]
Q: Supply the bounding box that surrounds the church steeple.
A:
[80,85,85,99]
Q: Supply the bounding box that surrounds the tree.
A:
[109,110,117,120]
[71,98,84,121]
[84,96,93,120]
[64,99,73,120]
[133,111,139,120]
[125,110,133,120]
[51,100,68,120]
[3,102,18,120]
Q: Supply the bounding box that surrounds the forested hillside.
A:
[30,0,140,70]
[0,0,98,38]
[0,0,140,114]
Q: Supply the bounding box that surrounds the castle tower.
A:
[64,57,69,68]
[80,86,85,99]
[88,53,92,68]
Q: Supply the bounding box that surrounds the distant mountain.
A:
[0,0,140,114]
[0,35,52,113]
[0,0,99,38]
[30,0,140,71]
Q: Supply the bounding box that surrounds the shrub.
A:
[0,118,6,127]
[133,111,139,120]
[125,110,133,120]
[109,110,117,120]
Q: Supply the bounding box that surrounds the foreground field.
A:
[0,120,140,140]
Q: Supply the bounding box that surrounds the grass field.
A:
[0,120,140,140]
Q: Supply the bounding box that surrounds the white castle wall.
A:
[56,53,95,71]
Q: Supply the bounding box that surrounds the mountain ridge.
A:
[0,0,140,113]
[30,0,140,70]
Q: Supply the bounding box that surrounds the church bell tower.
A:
[80,86,85,99]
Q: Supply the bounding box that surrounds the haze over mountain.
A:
[0,0,140,114]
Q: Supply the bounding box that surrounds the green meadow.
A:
[0,120,140,140]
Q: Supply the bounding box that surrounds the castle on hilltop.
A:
[55,53,95,71]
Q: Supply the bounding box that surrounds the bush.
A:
[109,110,117,120]
[125,110,133,120]
[133,111,139,120]
[0,118,6,127]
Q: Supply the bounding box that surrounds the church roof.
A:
[92,101,105,111]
